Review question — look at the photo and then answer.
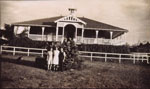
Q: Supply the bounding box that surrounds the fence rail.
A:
[79,51,150,64]
[1,45,47,57]
[1,45,150,64]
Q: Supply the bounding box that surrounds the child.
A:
[53,47,60,71]
[47,48,53,71]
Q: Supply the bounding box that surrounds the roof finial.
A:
[68,8,77,15]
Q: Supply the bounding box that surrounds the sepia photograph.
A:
[0,0,150,88]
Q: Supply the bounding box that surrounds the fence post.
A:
[105,53,107,62]
[141,55,143,62]
[137,53,139,61]
[13,47,16,56]
[133,54,135,64]
[90,53,93,62]
[27,49,30,56]
[42,50,44,57]
[0,46,2,54]
[119,54,121,63]
[147,56,149,64]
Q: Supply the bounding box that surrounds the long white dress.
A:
[53,50,60,65]
[47,51,53,65]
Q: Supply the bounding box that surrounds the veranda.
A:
[12,9,128,45]
[13,24,127,45]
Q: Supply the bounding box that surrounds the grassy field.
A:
[1,54,150,88]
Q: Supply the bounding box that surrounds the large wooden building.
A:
[12,8,128,45]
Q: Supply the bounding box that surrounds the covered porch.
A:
[13,24,127,45]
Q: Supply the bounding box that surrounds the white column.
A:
[42,27,45,41]
[61,27,65,43]
[110,31,113,45]
[56,26,58,41]
[27,26,30,37]
[119,34,122,45]
[121,35,123,45]
[75,27,77,42]
[81,29,84,43]
[124,32,127,45]
[96,30,99,44]
[62,27,65,39]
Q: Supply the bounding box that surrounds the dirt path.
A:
[1,55,150,88]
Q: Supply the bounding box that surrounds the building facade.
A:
[12,9,128,45]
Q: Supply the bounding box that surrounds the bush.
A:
[61,39,82,70]
[8,36,48,48]
[130,42,150,52]
[78,44,130,53]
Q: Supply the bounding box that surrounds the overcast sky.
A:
[1,0,150,45]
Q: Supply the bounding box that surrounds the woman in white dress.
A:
[47,48,53,71]
[53,47,60,71]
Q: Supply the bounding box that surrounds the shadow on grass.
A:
[0,56,46,70]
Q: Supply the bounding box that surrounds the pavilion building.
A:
[12,8,128,45]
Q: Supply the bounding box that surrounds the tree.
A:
[4,24,14,40]
[61,39,82,70]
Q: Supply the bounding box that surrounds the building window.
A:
[84,29,96,38]
[44,27,56,35]
[30,26,42,34]
[77,28,82,36]
[58,27,63,35]
[98,30,110,39]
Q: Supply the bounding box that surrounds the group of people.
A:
[46,38,76,72]
[46,46,66,71]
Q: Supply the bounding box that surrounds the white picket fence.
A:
[1,45,150,64]
[0,45,47,57]
[79,51,150,64]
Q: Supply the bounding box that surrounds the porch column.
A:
[61,27,65,43]
[56,27,58,41]
[124,32,127,44]
[110,31,113,45]
[27,26,30,37]
[96,30,99,44]
[81,29,84,43]
[121,34,123,45]
[42,27,45,41]
[75,27,77,42]
[119,34,122,45]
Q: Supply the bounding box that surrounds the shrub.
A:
[61,39,82,70]
[130,42,150,52]
[78,44,130,53]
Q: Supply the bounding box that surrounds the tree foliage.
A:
[130,42,150,52]
[4,24,14,40]
[78,44,130,53]
[60,39,82,70]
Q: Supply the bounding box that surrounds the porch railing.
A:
[28,34,124,45]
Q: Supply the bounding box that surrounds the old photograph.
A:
[0,0,150,88]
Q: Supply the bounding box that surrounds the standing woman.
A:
[53,47,60,71]
[59,48,66,72]
[47,48,53,71]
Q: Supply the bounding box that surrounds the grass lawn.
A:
[1,54,150,88]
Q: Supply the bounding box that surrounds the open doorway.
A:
[64,24,76,39]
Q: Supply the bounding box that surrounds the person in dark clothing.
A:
[59,48,66,71]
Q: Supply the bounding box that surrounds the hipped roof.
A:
[13,16,128,32]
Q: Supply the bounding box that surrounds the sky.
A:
[1,0,150,45]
